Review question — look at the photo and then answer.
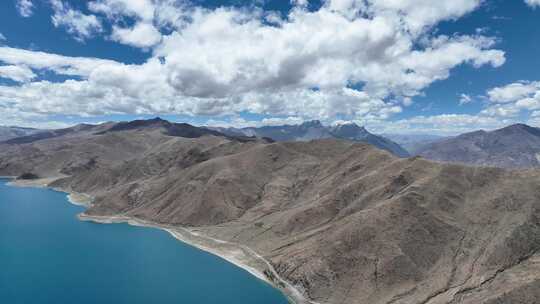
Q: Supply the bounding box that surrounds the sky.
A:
[1,0,540,135]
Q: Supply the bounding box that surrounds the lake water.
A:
[0,179,289,304]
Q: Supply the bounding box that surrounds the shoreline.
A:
[5,177,312,304]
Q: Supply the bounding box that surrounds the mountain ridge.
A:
[416,123,540,168]
[211,120,410,157]
[0,126,42,142]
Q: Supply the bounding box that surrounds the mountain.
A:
[212,120,410,157]
[2,123,111,145]
[0,126,41,142]
[416,123,540,168]
[330,123,410,157]
[1,118,539,304]
[382,133,449,154]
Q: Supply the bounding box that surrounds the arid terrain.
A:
[416,124,540,169]
[1,118,539,304]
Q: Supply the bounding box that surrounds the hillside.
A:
[416,124,540,168]
[0,119,539,304]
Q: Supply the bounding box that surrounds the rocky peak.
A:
[300,120,323,128]
[331,122,369,139]
[497,123,540,136]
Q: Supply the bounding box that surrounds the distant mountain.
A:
[212,120,410,157]
[416,123,540,168]
[3,123,113,145]
[330,123,410,157]
[382,133,449,154]
[3,118,261,146]
[0,126,41,142]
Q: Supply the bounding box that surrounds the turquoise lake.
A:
[0,179,289,304]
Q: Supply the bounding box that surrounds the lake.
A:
[0,179,289,304]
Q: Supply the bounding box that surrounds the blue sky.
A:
[1,0,540,134]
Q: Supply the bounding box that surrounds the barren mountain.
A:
[382,133,449,154]
[0,126,41,142]
[416,124,540,168]
[212,120,410,157]
[1,118,539,304]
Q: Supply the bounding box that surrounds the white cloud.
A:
[459,93,472,105]
[88,0,155,22]
[0,65,36,82]
[111,22,162,48]
[50,0,103,42]
[155,6,503,101]
[291,0,309,7]
[487,81,540,103]
[16,0,34,18]
[476,80,540,124]
[88,0,163,48]
[0,47,121,77]
[0,104,72,129]
[371,114,510,135]
[525,0,540,8]
[325,0,482,35]
[0,33,5,41]
[206,116,306,128]
[0,0,508,130]
[480,104,521,118]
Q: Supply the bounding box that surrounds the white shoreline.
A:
[5,178,314,304]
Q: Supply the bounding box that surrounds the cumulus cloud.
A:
[525,0,540,7]
[111,22,162,48]
[0,65,36,82]
[370,79,540,134]
[50,0,103,42]
[459,93,472,105]
[88,0,162,48]
[371,114,510,135]
[325,0,482,35]
[88,0,155,22]
[0,33,5,41]
[419,80,540,131]
[291,0,309,7]
[483,81,540,118]
[0,47,121,76]
[487,81,540,103]
[206,116,306,128]
[0,0,508,130]
[16,0,34,17]
[155,4,504,100]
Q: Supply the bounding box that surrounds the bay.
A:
[0,179,289,304]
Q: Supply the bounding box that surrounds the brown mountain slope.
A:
[0,121,539,304]
[416,124,540,169]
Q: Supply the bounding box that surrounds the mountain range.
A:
[416,124,540,169]
[0,126,41,142]
[382,133,449,154]
[0,118,539,304]
[210,120,410,157]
